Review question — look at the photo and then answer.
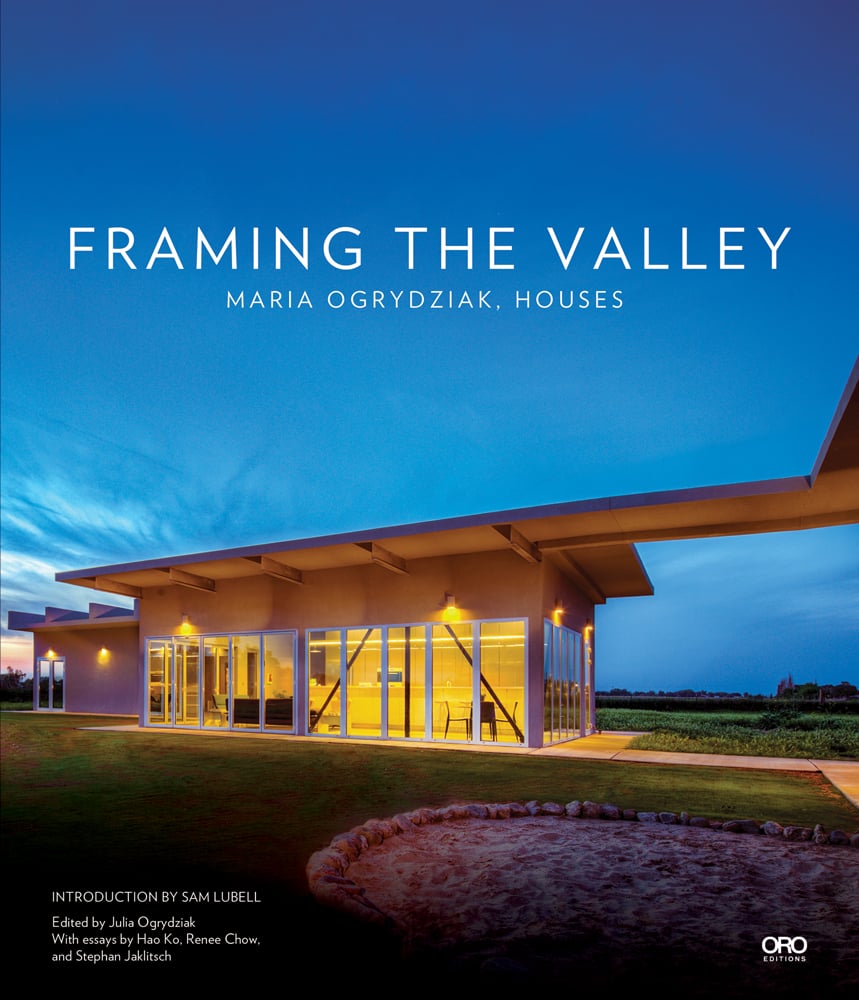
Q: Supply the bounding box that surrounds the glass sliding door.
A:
[231,634,260,729]
[36,657,65,711]
[203,637,230,728]
[479,621,525,743]
[174,639,200,726]
[146,631,296,732]
[346,627,381,737]
[543,620,582,744]
[263,632,295,731]
[387,626,426,739]
[308,630,342,733]
[147,641,172,724]
[52,659,65,710]
[432,623,474,740]
[37,657,51,709]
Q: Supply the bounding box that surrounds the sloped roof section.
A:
[55,359,859,605]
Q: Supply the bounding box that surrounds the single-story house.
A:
[9,361,858,748]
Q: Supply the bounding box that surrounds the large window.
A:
[543,620,582,744]
[145,619,526,744]
[387,626,426,739]
[310,619,525,744]
[146,631,296,731]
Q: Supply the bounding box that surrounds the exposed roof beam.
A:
[94,576,143,599]
[165,567,216,592]
[493,523,541,563]
[559,554,606,606]
[356,542,408,575]
[243,555,304,585]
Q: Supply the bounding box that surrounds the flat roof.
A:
[54,358,859,605]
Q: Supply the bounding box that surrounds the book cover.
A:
[2,1,856,992]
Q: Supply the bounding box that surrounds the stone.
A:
[525,799,541,815]
[762,821,784,837]
[541,801,565,816]
[329,832,367,860]
[850,833,859,848]
[464,803,489,819]
[622,809,638,821]
[352,824,384,847]
[679,811,690,825]
[405,808,433,825]
[783,826,813,842]
[564,800,582,817]
[306,848,348,882]
[599,803,621,820]
[637,812,659,823]
[363,817,397,838]
[828,830,850,846]
[581,800,602,819]
[508,801,529,817]
[658,812,678,825]
[392,812,418,833]
[689,817,711,829]
[722,819,760,835]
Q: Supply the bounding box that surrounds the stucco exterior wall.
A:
[136,549,595,747]
[33,624,139,715]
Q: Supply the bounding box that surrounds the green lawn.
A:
[4,712,856,887]
[4,713,856,984]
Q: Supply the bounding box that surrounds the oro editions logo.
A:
[761,936,808,963]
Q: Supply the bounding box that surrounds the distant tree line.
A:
[775,673,858,702]
[596,680,858,714]
[1,667,33,703]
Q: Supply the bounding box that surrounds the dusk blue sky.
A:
[2,1,857,692]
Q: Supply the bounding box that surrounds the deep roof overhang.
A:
[55,358,859,605]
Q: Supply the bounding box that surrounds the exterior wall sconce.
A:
[180,613,193,635]
[552,600,564,625]
[442,593,460,622]
[97,646,110,664]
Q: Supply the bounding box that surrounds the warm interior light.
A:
[47,649,56,659]
[552,601,564,625]
[97,646,110,664]
[180,613,193,635]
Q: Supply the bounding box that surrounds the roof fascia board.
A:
[54,476,814,586]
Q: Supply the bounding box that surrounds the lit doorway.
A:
[36,656,65,710]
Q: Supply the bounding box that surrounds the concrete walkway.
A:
[535,731,859,809]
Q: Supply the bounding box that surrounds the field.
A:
[596,707,859,760]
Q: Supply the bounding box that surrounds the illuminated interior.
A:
[146,631,296,731]
[309,618,525,744]
[146,619,524,743]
